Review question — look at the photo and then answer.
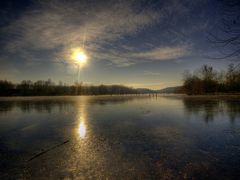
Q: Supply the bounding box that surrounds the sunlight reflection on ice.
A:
[78,121,86,139]
[76,98,88,139]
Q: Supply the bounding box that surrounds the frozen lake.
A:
[0,95,240,179]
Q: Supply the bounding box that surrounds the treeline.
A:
[0,79,138,96]
[183,64,240,95]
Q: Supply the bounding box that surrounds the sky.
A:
[0,0,237,89]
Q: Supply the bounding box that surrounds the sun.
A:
[71,48,87,65]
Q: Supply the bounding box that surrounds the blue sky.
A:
[0,0,236,89]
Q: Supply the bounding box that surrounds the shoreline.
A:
[0,93,240,101]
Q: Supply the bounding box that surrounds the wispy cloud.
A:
[0,0,203,67]
[2,0,160,65]
[143,71,162,76]
[131,46,190,61]
[88,45,191,66]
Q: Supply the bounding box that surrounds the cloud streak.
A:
[0,0,201,67]
[131,46,190,61]
[2,0,161,65]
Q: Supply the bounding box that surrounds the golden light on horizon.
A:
[71,48,88,65]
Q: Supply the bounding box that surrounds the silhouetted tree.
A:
[183,72,204,95]
[0,80,14,96]
[0,79,138,96]
[200,65,218,93]
[208,0,240,58]
[183,64,240,95]
[225,64,240,91]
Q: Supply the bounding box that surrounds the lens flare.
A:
[71,48,87,65]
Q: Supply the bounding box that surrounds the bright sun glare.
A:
[71,48,87,65]
[78,121,86,139]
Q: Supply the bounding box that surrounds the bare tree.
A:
[208,0,240,59]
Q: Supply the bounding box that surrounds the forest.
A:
[1,63,240,96]
[0,80,137,96]
[183,64,240,95]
